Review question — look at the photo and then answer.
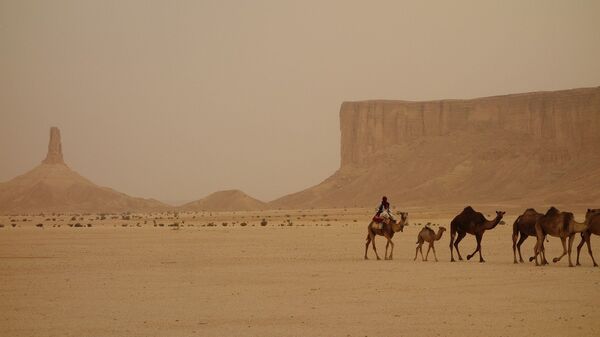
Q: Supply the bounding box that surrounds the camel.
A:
[364,212,408,260]
[449,207,505,263]
[512,208,547,264]
[575,208,600,267]
[530,207,590,267]
[414,226,446,262]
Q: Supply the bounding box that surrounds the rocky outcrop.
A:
[0,127,168,214]
[340,87,600,168]
[180,190,266,212]
[271,87,600,209]
[42,127,65,165]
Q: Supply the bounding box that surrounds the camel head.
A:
[586,208,600,223]
[439,226,447,233]
[392,212,408,232]
[495,211,506,221]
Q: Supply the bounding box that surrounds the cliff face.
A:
[271,87,600,209]
[340,87,600,168]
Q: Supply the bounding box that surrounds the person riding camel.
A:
[374,196,394,228]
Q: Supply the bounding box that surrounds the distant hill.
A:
[180,190,266,211]
[270,87,600,209]
[0,127,168,214]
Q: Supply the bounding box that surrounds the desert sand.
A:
[2,207,598,337]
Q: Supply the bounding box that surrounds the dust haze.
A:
[2,1,600,204]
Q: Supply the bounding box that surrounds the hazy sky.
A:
[1,0,599,204]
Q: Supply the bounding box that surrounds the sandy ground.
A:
[1,208,599,337]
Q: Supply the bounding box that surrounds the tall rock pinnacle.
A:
[42,127,65,165]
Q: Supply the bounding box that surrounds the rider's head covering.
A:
[382,196,387,202]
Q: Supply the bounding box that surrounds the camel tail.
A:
[512,216,521,236]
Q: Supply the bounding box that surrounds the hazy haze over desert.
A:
[2,0,600,204]
[2,2,600,337]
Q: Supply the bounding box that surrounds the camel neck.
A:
[484,216,501,230]
[435,229,444,240]
[572,219,589,233]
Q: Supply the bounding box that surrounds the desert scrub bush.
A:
[74,223,83,227]
[0,224,4,228]
[36,223,43,228]
[499,220,506,225]
[87,224,92,227]
[222,222,228,227]
[240,222,247,227]
[260,219,268,226]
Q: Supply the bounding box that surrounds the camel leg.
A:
[432,244,438,262]
[531,233,545,266]
[364,235,372,260]
[419,244,425,261]
[512,232,519,264]
[552,237,568,264]
[388,239,395,260]
[567,234,575,267]
[425,243,431,261]
[537,239,548,265]
[576,233,585,266]
[450,230,456,262]
[478,234,485,262]
[540,241,548,265]
[531,240,539,266]
[414,243,420,261]
[385,240,390,260]
[371,235,381,260]
[467,233,483,262]
[454,232,466,261]
[516,234,527,263]
[585,232,598,267]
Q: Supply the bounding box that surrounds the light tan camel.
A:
[530,207,590,267]
[364,212,408,260]
[414,226,446,262]
[576,208,600,267]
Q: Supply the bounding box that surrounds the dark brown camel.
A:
[364,212,408,260]
[576,208,600,267]
[414,226,446,262]
[512,208,547,264]
[449,207,505,263]
[530,207,589,267]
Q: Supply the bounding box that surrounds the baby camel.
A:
[414,226,446,262]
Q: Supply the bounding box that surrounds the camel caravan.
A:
[364,205,600,267]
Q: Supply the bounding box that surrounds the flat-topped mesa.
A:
[42,127,65,165]
[339,87,600,167]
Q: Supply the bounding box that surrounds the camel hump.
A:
[525,208,537,213]
[563,212,574,231]
[463,206,474,213]
[546,207,560,216]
